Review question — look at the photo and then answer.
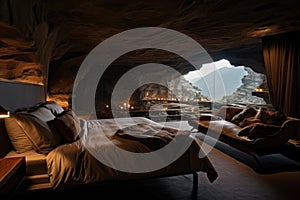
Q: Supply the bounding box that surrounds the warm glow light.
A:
[105,104,110,108]
[255,88,264,92]
[46,95,69,109]
[0,112,10,118]
[250,27,273,37]
[119,102,133,110]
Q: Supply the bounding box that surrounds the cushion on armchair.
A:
[237,125,254,137]
[247,123,281,140]
[231,106,258,126]
[255,108,287,126]
[189,105,300,152]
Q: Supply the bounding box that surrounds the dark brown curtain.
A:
[262,31,300,118]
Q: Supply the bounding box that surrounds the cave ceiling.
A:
[0,0,299,102]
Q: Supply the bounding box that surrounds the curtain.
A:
[262,31,300,118]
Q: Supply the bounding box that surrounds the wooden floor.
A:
[10,146,300,200]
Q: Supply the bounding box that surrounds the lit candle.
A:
[255,88,264,92]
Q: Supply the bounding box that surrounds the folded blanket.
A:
[113,123,190,151]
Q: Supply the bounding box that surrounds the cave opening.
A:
[94,55,270,120]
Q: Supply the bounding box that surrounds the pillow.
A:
[17,106,58,137]
[239,117,262,128]
[41,101,65,116]
[4,115,33,153]
[13,106,63,154]
[247,123,281,140]
[256,108,287,126]
[49,109,81,143]
[231,106,258,126]
[5,106,58,154]
[237,124,254,137]
[19,106,56,122]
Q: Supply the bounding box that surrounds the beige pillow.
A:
[13,113,63,154]
[4,115,33,153]
[247,123,281,140]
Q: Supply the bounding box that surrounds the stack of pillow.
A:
[4,101,82,155]
[188,105,299,151]
[228,106,287,140]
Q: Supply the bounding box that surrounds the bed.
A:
[0,100,218,193]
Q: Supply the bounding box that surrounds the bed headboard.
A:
[0,79,45,157]
[0,79,45,112]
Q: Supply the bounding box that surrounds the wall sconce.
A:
[0,105,10,118]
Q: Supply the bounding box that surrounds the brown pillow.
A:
[237,124,255,137]
[239,117,262,128]
[247,123,281,140]
[231,106,258,126]
[50,109,81,143]
[11,113,63,154]
[256,108,287,126]
[4,115,33,153]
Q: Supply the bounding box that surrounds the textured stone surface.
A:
[0,22,43,85]
[0,0,299,107]
[221,67,267,105]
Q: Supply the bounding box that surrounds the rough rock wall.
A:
[221,67,267,105]
[0,0,300,108]
[0,22,43,85]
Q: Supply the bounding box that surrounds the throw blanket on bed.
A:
[46,117,218,189]
[114,123,184,151]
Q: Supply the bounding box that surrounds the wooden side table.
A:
[0,157,26,198]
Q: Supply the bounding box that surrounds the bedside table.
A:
[0,157,26,198]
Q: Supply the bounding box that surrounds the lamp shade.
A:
[0,105,10,118]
